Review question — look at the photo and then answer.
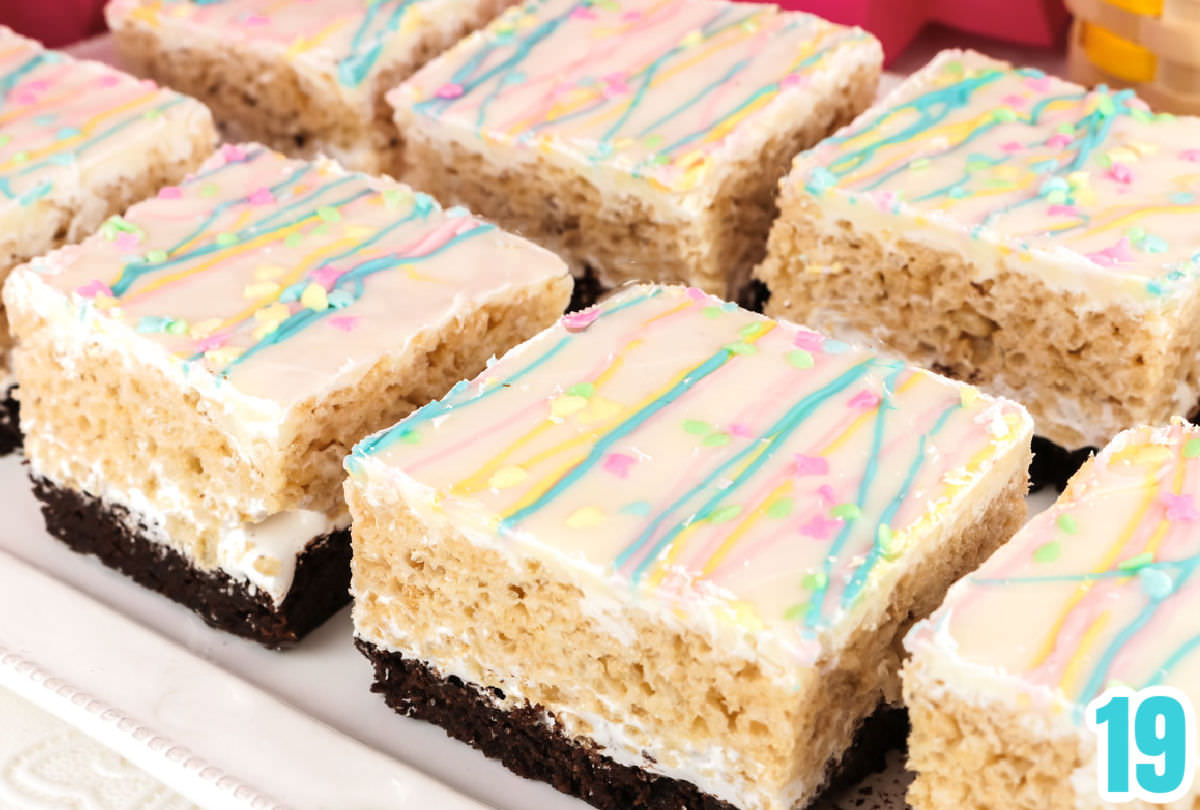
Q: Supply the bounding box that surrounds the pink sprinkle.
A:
[1001,93,1026,107]
[244,13,270,25]
[157,186,183,199]
[685,287,709,303]
[569,5,597,18]
[1087,237,1135,267]
[76,280,112,299]
[817,484,836,505]
[1024,76,1051,92]
[10,90,37,106]
[25,80,48,93]
[1162,493,1200,522]
[1047,204,1079,217]
[98,75,122,88]
[1000,141,1023,153]
[729,423,753,438]
[1046,134,1072,148]
[194,332,229,353]
[220,144,248,163]
[870,190,898,213]
[310,265,344,289]
[602,452,636,477]
[435,83,465,100]
[780,73,808,90]
[793,454,829,476]
[601,72,630,98]
[248,187,275,205]
[562,309,600,332]
[793,330,824,351]
[1182,149,1200,162]
[848,390,881,409]
[621,10,642,21]
[329,316,359,333]
[800,515,842,540]
[1107,162,1133,184]
[115,233,140,253]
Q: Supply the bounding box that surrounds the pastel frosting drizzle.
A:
[23,145,566,409]
[0,27,191,209]
[395,0,876,192]
[794,50,1200,300]
[916,422,1200,723]
[350,285,1030,663]
[109,0,451,88]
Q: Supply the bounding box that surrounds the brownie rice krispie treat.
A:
[759,50,1200,455]
[905,421,1200,810]
[105,0,515,174]
[0,26,215,456]
[348,284,1032,810]
[390,0,882,301]
[2,144,570,645]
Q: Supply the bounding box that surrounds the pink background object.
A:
[0,0,108,48]
[775,0,1070,62]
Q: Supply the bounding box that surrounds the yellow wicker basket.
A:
[1067,0,1200,112]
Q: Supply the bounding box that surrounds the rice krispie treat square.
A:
[2,143,570,646]
[759,50,1200,453]
[905,420,1200,810]
[390,0,882,301]
[347,284,1032,810]
[105,0,515,174]
[0,26,216,455]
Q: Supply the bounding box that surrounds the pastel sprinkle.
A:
[766,497,794,519]
[328,315,359,332]
[435,83,465,100]
[708,504,742,523]
[562,309,600,332]
[551,395,588,419]
[621,501,651,516]
[683,419,713,435]
[489,465,528,489]
[317,206,341,223]
[831,503,861,520]
[800,515,841,540]
[787,349,814,369]
[1118,552,1154,571]
[1033,541,1062,563]
[603,453,636,477]
[801,571,828,591]
[1184,438,1200,458]
[1057,514,1078,534]
[702,432,731,447]
[566,506,605,529]
[793,454,829,476]
[301,283,329,311]
[1162,493,1199,521]
[1139,567,1175,599]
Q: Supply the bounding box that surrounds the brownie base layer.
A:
[356,639,907,810]
[31,476,351,648]
[0,388,19,457]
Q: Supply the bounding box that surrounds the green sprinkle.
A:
[199,183,219,198]
[567,381,595,398]
[703,432,731,447]
[1057,514,1078,534]
[726,341,757,356]
[709,504,742,524]
[396,429,420,445]
[317,205,341,222]
[1033,541,1062,564]
[909,158,931,170]
[165,319,188,335]
[215,232,237,247]
[683,419,712,435]
[739,321,765,338]
[0,134,10,147]
[1097,94,1115,116]
[145,249,168,263]
[284,233,304,248]
[943,59,964,75]
[831,503,861,521]
[142,108,162,120]
[1184,438,1200,458]
[1119,551,1154,571]
[312,223,331,237]
[787,349,814,369]
[992,107,1018,123]
[766,497,794,520]
[643,134,663,149]
[12,151,28,164]
[702,305,722,319]
[801,571,828,591]
[783,603,808,622]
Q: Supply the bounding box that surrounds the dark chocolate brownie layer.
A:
[356,639,906,810]
[32,476,351,647]
[0,387,19,457]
